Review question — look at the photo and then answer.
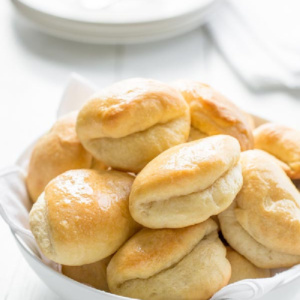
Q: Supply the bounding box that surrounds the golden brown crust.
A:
[62,256,111,291]
[226,248,270,284]
[235,150,300,256]
[129,135,243,228]
[26,112,92,202]
[76,78,190,173]
[173,80,254,151]
[254,123,300,179]
[107,219,231,300]
[30,169,140,266]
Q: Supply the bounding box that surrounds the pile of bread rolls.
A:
[27,78,300,300]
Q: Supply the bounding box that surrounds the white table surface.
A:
[1,1,300,299]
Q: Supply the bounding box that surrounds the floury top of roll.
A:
[27,77,300,300]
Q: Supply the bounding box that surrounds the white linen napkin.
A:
[0,166,60,271]
[0,73,300,299]
[207,0,300,90]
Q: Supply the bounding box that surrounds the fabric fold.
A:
[207,0,300,90]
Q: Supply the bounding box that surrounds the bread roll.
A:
[107,219,231,300]
[26,112,92,202]
[29,169,140,266]
[226,248,270,284]
[236,150,300,255]
[219,202,300,268]
[76,78,190,173]
[219,150,300,268]
[129,135,243,228]
[254,123,300,179]
[173,80,253,150]
[62,256,111,291]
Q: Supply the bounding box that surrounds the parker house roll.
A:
[172,80,254,150]
[62,255,111,291]
[226,248,270,284]
[130,135,243,228]
[219,150,300,268]
[26,111,93,202]
[254,123,300,179]
[29,169,140,266]
[107,219,231,300]
[76,78,190,173]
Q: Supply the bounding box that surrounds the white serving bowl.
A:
[5,138,136,300]
[1,75,300,300]
[13,233,133,300]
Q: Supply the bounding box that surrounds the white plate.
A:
[11,0,220,44]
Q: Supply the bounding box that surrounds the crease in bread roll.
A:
[107,219,231,300]
[254,123,300,179]
[219,201,300,268]
[85,116,189,172]
[26,111,93,202]
[235,150,300,256]
[112,220,218,285]
[76,78,190,173]
[172,80,254,150]
[129,135,243,228]
[77,79,186,139]
[226,247,270,284]
[136,164,242,226]
[29,169,140,266]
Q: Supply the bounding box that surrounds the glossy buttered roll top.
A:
[129,135,243,228]
[76,78,190,173]
[172,80,254,150]
[29,169,140,266]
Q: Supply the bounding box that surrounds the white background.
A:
[1,1,300,299]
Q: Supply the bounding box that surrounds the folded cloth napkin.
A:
[1,74,300,299]
[207,0,300,90]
